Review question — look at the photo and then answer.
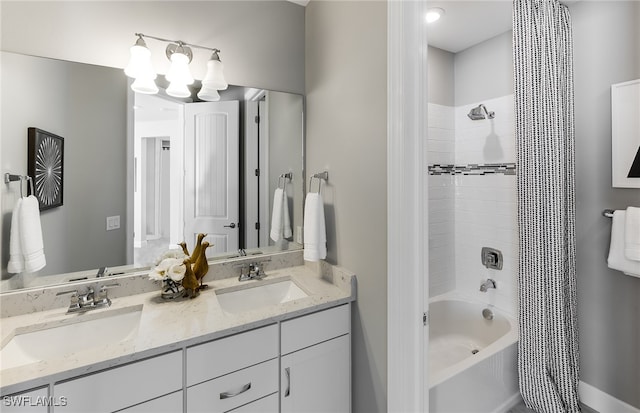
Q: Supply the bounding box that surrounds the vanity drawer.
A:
[186,324,278,386]
[187,358,278,413]
[281,304,350,355]
[53,350,182,413]
[228,393,278,413]
[117,391,183,413]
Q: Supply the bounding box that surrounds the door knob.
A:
[224,223,236,229]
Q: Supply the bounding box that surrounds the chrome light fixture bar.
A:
[124,33,228,101]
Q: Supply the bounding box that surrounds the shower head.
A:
[467,104,495,120]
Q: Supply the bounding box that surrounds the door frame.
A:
[387,1,429,411]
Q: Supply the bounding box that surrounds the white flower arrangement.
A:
[150,250,188,282]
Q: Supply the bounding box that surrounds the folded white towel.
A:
[7,198,24,273]
[624,206,640,261]
[303,192,326,262]
[270,187,293,242]
[20,195,46,273]
[607,210,640,278]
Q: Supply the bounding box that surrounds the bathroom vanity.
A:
[0,251,356,412]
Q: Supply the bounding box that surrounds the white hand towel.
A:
[303,192,326,262]
[270,187,292,242]
[7,198,24,273]
[624,206,640,261]
[20,195,46,273]
[607,210,640,278]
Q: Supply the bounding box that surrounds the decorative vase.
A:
[161,278,184,299]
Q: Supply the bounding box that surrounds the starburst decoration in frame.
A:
[28,128,64,210]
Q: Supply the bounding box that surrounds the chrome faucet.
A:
[237,260,270,281]
[479,278,497,292]
[57,283,120,313]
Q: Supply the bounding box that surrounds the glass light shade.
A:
[124,44,156,79]
[131,76,159,95]
[201,58,228,90]
[166,81,191,98]
[197,85,220,101]
[426,7,445,23]
[166,52,194,85]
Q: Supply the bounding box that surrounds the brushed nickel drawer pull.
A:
[220,382,251,399]
[284,367,291,397]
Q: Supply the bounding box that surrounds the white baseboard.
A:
[493,392,523,413]
[580,381,640,413]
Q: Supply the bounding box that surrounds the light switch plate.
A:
[106,215,120,231]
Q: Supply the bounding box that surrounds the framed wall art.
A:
[611,79,640,188]
[28,127,64,210]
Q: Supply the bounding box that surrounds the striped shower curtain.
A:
[513,0,581,412]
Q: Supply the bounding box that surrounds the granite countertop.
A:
[0,258,356,395]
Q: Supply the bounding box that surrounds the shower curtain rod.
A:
[603,209,614,218]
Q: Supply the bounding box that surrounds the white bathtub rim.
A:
[428,291,519,388]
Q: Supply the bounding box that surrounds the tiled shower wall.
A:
[428,95,518,316]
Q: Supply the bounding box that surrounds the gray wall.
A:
[570,1,640,408]
[428,46,455,106]
[305,2,388,411]
[454,30,513,106]
[1,52,127,285]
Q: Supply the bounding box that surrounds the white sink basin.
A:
[1,305,142,370]
[216,278,308,314]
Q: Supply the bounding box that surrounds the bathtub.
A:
[429,292,520,413]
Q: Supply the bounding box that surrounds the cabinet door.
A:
[1,387,48,413]
[281,334,350,413]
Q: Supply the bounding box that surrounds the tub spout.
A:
[480,278,496,292]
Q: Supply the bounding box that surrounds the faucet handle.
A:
[95,283,120,307]
[57,289,81,312]
[99,283,121,291]
[78,287,95,307]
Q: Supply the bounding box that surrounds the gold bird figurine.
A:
[191,233,207,262]
[181,258,200,299]
[178,241,190,257]
[193,241,211,290]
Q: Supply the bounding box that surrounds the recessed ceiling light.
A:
[426,7,445,24]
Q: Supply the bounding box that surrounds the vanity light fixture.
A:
[124,33,227,101]
[426,7,445,24]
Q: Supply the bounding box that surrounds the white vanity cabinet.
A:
[1,387,48,413]
[186,324,279,413]
[52,350,182,413]
[280,304,351,413]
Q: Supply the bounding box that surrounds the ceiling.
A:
[428,1,513,53]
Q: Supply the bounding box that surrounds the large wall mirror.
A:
[0,51,304,293]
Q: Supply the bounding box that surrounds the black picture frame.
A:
[28,127,64,210]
